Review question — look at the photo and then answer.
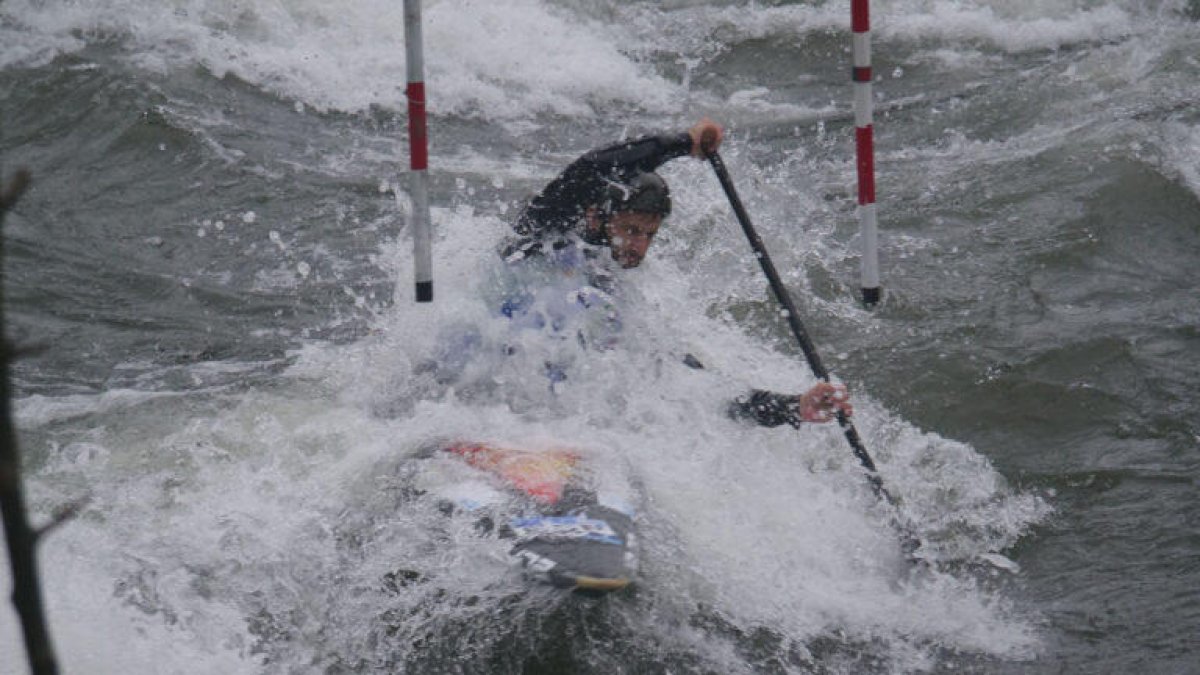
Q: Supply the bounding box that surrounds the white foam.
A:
[15,389,181,427]
[1161,121,1200,198]
[300,188,1044,660]
[5,248,1046,673]
[882,1,1137,53]
[615,0,1148,61]
[1,0,681,120]
[1,527,260,675]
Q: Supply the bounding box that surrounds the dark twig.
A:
[0,169,30,209]
[1,169,64,675]
[35,496,90,539]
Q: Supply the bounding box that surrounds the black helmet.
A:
[602,171,671,218]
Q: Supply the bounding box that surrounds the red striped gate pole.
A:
[852,0,881,306]
[405,0,433,302]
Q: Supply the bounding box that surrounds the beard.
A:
[611,248,642,268]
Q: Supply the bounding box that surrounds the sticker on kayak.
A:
[508,515,622,545]
[444,443,580,504]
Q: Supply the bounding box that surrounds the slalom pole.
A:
[404,0,433,302]
[707,151,890,502]
[852,0,881,306]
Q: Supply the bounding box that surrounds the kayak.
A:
[435,441,639,593]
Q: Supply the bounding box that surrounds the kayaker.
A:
[497,118,853,428]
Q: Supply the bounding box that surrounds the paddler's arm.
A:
[729,382,852,427]
[513,119,721,237]
[683,351,853,427]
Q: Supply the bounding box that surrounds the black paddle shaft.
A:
[707,151,883,483]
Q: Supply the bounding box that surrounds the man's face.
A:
[606,211,662,268]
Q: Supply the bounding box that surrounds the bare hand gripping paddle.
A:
[706,151,894,504]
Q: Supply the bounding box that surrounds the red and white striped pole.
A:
[852,0,881,306]
[404,0,433,302]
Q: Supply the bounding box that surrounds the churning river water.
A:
[1,1,1198,673]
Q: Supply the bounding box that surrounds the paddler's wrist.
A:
[664,131,693,160]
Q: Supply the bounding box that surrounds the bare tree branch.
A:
[0,169,30,210]
[1,169,63,675]
[34,496,90,539]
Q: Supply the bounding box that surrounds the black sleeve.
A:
[728,389,805,428]
[514,132,693,237]
[682,353,805,429]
